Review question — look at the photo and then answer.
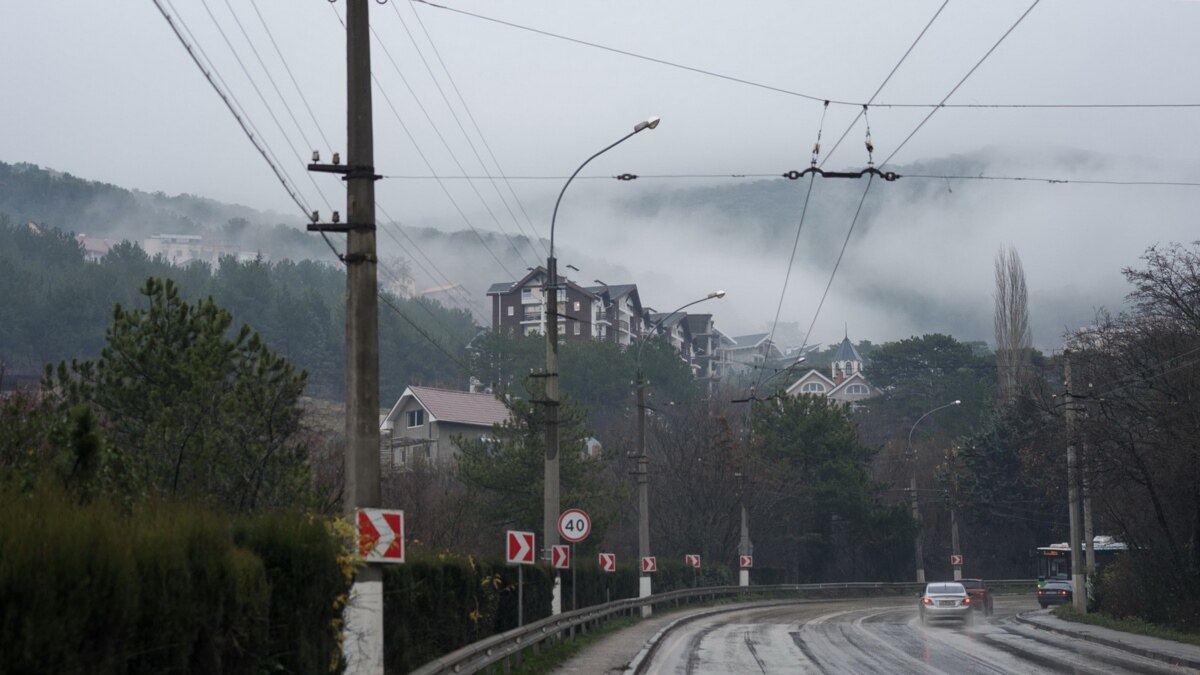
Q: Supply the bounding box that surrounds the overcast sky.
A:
[4,1,1200,350]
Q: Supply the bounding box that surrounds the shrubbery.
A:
[0,485,349,674]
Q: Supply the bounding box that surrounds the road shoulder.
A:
[1016,609,1200,670]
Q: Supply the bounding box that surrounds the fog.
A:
[4,1,1200,352]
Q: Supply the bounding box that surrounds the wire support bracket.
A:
[307,163,383,181]
[783,167,899,181]
[306,222,376,233]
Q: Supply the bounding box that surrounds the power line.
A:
[327,3,520,280]
[247,0,335,154]
[366,14,540,271]
[381,172,1200,188]
[412,0,1200,111]
[391,1,548,261]
[151,0,341,260]
[156,0,473,371]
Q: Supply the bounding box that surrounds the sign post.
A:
[599,552,616,604]
[558,509,591,612]
[507,530,536,626]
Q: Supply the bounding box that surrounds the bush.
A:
[0,485,347,674]
[383,554,554,674]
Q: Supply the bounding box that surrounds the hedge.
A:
[0,485,349,675]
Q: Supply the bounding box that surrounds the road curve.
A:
[637,596,1197,674]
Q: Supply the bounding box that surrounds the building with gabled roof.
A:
[723,333,783,375]
[785,332,879,406]
[487,266,603,341]
[379,385,510,467]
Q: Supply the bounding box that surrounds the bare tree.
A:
[994,245,1033,404]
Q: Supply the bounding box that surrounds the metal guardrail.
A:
[409,579,1037,674]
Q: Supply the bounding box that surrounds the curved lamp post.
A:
[633,290,724,614]
[907,399,960,583]
[543,118,659,615]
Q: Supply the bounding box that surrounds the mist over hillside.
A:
[6,147,1197,352]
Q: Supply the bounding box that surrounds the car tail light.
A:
[922,597,933,605]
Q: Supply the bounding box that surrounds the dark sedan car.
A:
[959,578,994,615]
[1037,579,1073,608]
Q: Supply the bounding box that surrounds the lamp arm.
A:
[635,295,716,367]
[550,129,639,257]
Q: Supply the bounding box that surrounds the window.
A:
[406,409,425,427]
[507,306,514,316]
[846,384,869,395]
[802,382,826,393]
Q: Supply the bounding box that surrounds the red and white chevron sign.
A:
[598,552,616,572]
[685,554,701,569]
[357,509,405,563]
[641,556,657,573]
[552,544,570,569]
[506,530,536,565]
[739,555,753,569]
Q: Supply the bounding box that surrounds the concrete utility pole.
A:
[1064,351,1087,613]
[948,446,962,581]
[736,472,751,587]
[309,1,381,670]
[633,290,723,616]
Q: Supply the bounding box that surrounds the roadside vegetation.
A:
[4,202,1200,668]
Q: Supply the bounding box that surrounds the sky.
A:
[3,0,1200,351]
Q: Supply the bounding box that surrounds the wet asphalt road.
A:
[640,596,1197,674]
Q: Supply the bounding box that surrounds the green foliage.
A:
[44,277,312,511]
[454,389,621,543]
[0,485,348,675]
[468,331,699,425]
[382,553,554,673]
[751,395,915,582]
[0,218,477,403]
[866,333,995,437]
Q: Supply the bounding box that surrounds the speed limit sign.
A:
[557,508,592,543]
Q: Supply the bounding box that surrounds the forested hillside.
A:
[0,217,477,401]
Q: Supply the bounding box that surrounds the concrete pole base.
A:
[552,575,562,615]
[639,576,653,618]
[343,570,384,675]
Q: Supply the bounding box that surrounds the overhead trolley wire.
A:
[822,0,949,167]
[412,0,1200,111]
[796,0,1043,363]
[881,0,1042,168]
[752,102,827,396]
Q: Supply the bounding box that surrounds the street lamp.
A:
[633,290,724,615]
[907,399,960,583]
[543,117,659,614]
